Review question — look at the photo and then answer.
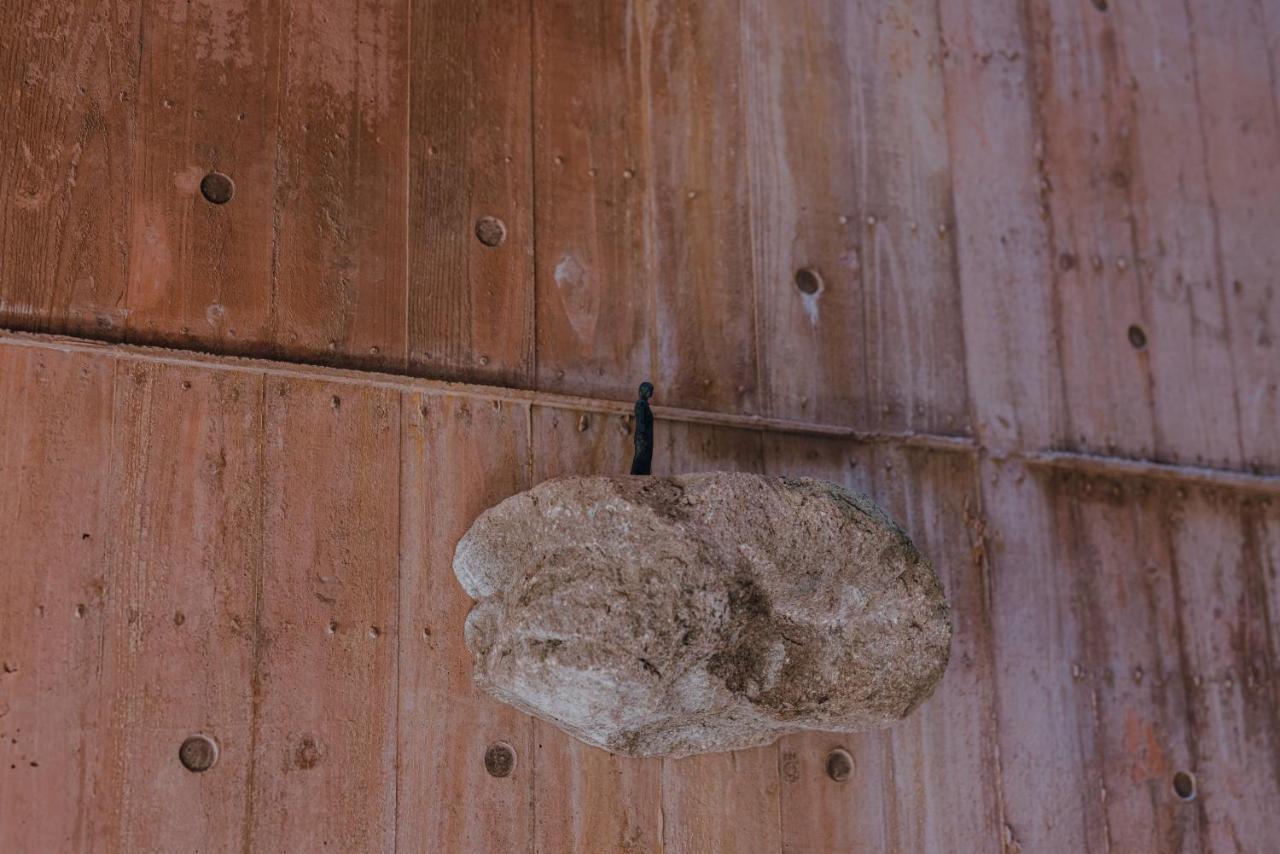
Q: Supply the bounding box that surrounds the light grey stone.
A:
[453,473,951,758]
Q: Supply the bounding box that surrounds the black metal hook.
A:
[630,381,654,475]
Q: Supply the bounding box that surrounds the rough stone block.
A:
[453,473,950,757]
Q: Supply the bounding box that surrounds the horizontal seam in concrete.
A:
[3,328,1277,496]
[0,328,972,449]
[1019,450,1279,496]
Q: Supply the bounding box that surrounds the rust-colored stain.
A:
[1122,708,1167,784]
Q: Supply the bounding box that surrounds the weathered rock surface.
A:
[453,473,951,757]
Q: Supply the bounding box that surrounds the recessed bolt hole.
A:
[199,172,234,205]
[484,741,516,778]
[327,620,338,635]
[179,734,219,772]
[826,748,854,782]
[295,736,322,769]
[475,216,507,248]
[1127,324,1148,350]
[794,268,823,296]
[1173,770,1196,800]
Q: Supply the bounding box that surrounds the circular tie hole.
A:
[1127,324,1148,350]
[484,741,516,778]
[179,734,219,773]
[794,267,823,295]
[295,736,322,769]
[475,216,507,248]
[825,748,853,783]
[199,171,234,205]
[1172,770,1196,801]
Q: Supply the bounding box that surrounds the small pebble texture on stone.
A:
[453,473,951,758]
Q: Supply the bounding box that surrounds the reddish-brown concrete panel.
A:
[397,393,536,851]
[0,347,116,852]
[531,1,653,404]
[245,376,401,851]
[124,0,283,354]
[0,2,140,336]
[409,0,535,387]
